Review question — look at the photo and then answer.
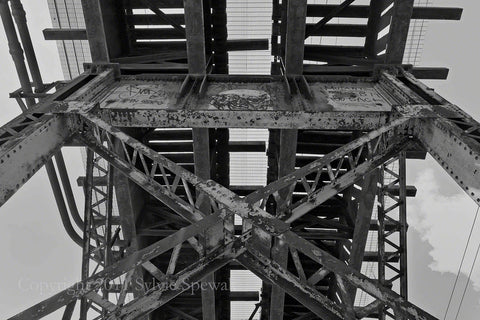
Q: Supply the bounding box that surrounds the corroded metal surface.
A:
[100,76,393,112]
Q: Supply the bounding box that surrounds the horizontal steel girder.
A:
[0,113,73,205]
[47,72,401,130]
[100,108,389,130]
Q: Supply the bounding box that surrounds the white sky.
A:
[0,0,480,319]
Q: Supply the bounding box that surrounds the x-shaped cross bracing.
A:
[8,111,438,320]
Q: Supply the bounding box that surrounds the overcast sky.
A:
[1,1,480,319]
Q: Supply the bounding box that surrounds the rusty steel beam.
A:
[415,115,480,205]
[237,251,344,320]
[244,117,411,210]
[269,1,308,318]
[108,243,240,320]
[346,169,379,301]
[73,112,431,318]
[6,109,436,319]
[7,213,223,319]
[101,109,388,130]
[0,114,73,205]
[278,231,437,320]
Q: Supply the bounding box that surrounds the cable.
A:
[454,225,480,320]
[443,206,479,320]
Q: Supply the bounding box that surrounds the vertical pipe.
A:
[3,0,83,242]
[45,160,83,246]
[0,0,35,106]
[10,0,45,92]
[55,151,84,229]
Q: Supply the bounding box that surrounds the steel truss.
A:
[2,65,480,319]
[0,0,474,319]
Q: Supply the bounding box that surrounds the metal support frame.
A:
[2,63,480,318]
[0,1,473,319]
[7,107,436,319]
[377,154,408,319]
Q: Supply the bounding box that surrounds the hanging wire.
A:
[454,219,480,320]
[443,206,480,319]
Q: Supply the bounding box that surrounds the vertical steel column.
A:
[398,152,408,299]
[102,164,115,312]
[377,166,387,320]
[377,153,408,319]
[80,149,95,320]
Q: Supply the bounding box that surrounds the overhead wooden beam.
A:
[284,0,308,74]
[126,13,185,25]
[129,0,184,9]
[307,4,462,20]
[386,0,414,64]
[411,67,449,80]
[140,0,185,35]
[81,0,109,61]
[134,39,268,52]
[305,23,367,37]
[111,51,187,64]
[184,0,206,74]
[43,28,87,40]
[304,0,355,39]
[364,0,391,58]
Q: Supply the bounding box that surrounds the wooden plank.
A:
[305,23,367,37]
[129,0,184,9]
[134,39,268,51]
[304,45,365,57]
[411,67,449,80]
[305,0,355,39]
[81,0,109,61]
[308,4,462,21]
[184,0,206,74]
[412,7,463,20]
[43,28,87,40]
[134,26,376,42]
[284,0,308,74]
[364,0,391,58]
[127,13,184,25]
[140,0,185,35]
